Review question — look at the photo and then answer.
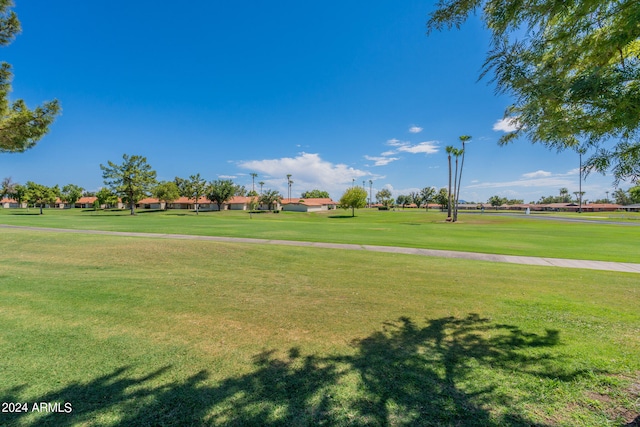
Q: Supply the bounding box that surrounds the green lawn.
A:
[1,229,639,426]
[1,207,640,262]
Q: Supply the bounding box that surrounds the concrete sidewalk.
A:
[3,224,640,274]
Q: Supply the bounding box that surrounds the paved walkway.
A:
[3,224,640,274]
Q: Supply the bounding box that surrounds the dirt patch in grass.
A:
[582,373,640,426]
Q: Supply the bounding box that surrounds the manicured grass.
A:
[1,207,640,262]
[1,230,639,426]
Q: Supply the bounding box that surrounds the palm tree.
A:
[250,173,258,193]
[559,187,570,203]
[286,174,293,201]
[259,189,282,211]
[454,135,471,222]
[451,148,463,222]
[369,179,373,207]
[258,181,265,195]
[445,146,454,219]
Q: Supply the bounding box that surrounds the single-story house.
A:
[457,203,485,210]
[75,197,101,208]
[1,198,26,208]
[136,198,164,210]
[281,198,337,212]
[167,197,195,210]
[228,196,258,210]
[153,196,258,211]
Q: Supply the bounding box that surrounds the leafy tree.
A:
[427,0,640,184]
[420,186,436,211]
[409,191,422,209]
[9,182,25,206]
[537,195,554,204]
[100,154,157,215]
[184,174,207,214]
[25,181,59,214]
[301,189,330,199]
[174,176,189,197]
[339,186,367,217]
[61,184,84,208]
[614,188,631,205]
[396,195,410,209]
[153,181,180,210]
[434,187,449,211]
[375,188,393,208]
[259,189,282,211]
[0,1,60,153]
[233,184,247,197]
[629,186,640,204]
[1,176,14,198]
[488,195,506,208]
[207,179,235,211]
[96,187,118,209]
[246,190,259,211]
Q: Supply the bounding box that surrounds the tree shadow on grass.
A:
[328,214,356,219]
[3,314,589,426]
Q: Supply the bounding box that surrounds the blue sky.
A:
[0,1,620,202]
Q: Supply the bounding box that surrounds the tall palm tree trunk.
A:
[446,148,453,219]
[453,154,459,222]
[454,149,464,222]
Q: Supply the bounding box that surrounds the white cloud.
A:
[238,153,370,198]
[522,170,552,179]
[409,126,423,134]
[397,141,439,154]
[563,168,580,176]
[218,174,237,179]
[365,155,400,166]
[493,117,520,133]
[383,139,439,155]
[466,176,575,189]
[466,168,578,190]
